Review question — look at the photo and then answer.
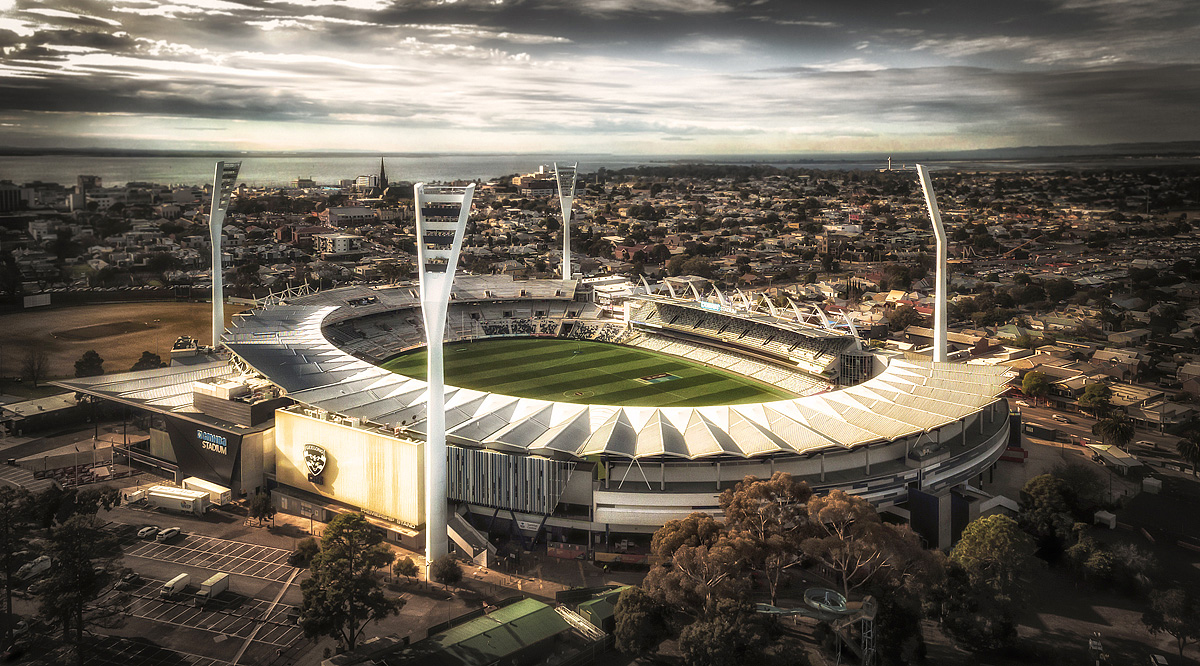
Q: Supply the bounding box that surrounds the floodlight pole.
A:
[916,164,948,363]
[554,162,578,281]
[209,161,241,349]
[415,182,475,574]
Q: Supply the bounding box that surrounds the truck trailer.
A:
[195,572,230,606]
[181,477,233,506]
[146,486,210,516]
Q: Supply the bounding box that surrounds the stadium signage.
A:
[197,430,227,455]
[303,444,328,484]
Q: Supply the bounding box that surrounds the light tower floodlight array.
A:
[414,182,476,571]
[553,162,578,281]
[915,164,948,363]
[209,161,241,349]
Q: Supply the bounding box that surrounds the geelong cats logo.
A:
[303,444,327,482]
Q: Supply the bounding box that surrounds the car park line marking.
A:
[231,566,302,664]
[126,536,295,582]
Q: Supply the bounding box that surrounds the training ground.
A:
[380,338,797,407]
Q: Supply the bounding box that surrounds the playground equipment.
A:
[756,588,878,666]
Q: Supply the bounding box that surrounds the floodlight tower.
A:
[208,161,241,349]
[915,164,948,363]
[553,162,578,281]
[414,182,476,570]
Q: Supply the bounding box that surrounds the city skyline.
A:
[0,0,1197,155]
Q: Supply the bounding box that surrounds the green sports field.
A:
[380,338,796,407]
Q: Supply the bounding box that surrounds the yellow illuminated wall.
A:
[274,410,424,528]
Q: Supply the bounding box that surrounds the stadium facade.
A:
[62,274,1014,558]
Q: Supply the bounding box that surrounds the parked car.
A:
[1015,400,1029,407]
[115,572,141,590]
[156,527,181,542]
[1052,414,1071,423]
[137,526,159,540]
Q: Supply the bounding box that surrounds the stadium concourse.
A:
[61,275,1015,560]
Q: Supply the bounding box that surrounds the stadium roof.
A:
[224,304,1013,461]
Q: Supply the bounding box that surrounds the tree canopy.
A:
[1142,588,1200,661]
[718,472,812,604]
[1021,371,1049,404]
[74,350,105,378]
[299,512,400,652]
[644,512,748,616]
[1092,409,1134,449]
[130,351,166,372]
[613,586,668,655]
[950,514,1037,606]
[37,514,127,666]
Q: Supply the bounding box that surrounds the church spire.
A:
[379,157,387,190]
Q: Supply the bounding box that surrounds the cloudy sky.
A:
[0,0,1197,154]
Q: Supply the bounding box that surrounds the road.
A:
[1014,402,1185,464]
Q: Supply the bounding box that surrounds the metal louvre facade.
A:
[448,446,575,515]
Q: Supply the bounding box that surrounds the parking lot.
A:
[115,576,304,649]
[126,533,296,583]
[80,635,233,666]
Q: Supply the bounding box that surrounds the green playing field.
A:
[379,338,796,407]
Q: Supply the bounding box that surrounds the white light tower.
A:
[915,164,948,363]
[553,162,578,281]
[209,161,241,348]
[414,182,475,571]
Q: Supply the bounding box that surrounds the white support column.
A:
[208,161,241,348]
[916,164,948,363]
[415,183,476,574]
[554,162,578,281]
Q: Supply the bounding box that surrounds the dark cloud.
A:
[0,0,1196,151]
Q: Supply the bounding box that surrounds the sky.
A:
[0,0,1197,155]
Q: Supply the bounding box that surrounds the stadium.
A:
[212,273,1013,561]
[60,167,1014,564]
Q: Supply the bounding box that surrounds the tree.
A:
[289,537,320,568]
[950,515,1037,606]
[74,350,104,378]
[1021,371,1049,406]
[801,489,925,598]
[1092,409,1134,449]
[299,513,400,652]
[430,554,462,587]
[718,472,811,605]
[927,559,1019,651]
[1050,461,1104,515]
[36,514,127,666]
[129,351,166,372]
[22,349,49,387]
[1142,588,1200,661]
[613,586,668,655]
[677,601,764,666]
[644,512,748,616]
[1078,383,1113,418]
[1176,433,1200,476]
[1019,474,1075,553]
[248,491,275,526]
[29,485,120,530]
[392,556,419,580]
[887,305,924,332]
[0,487,32,645]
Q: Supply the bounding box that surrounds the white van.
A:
[160,573,190,598]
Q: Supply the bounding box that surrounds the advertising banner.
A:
[163,415,243,487]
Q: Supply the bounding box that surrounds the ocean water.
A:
[0,154,905,188]
[1,152,1190,189]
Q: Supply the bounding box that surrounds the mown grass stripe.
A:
[380,338,795,407]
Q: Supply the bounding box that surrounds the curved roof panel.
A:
[225,303,1012,461]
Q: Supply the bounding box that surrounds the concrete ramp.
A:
[448,512,496,568]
